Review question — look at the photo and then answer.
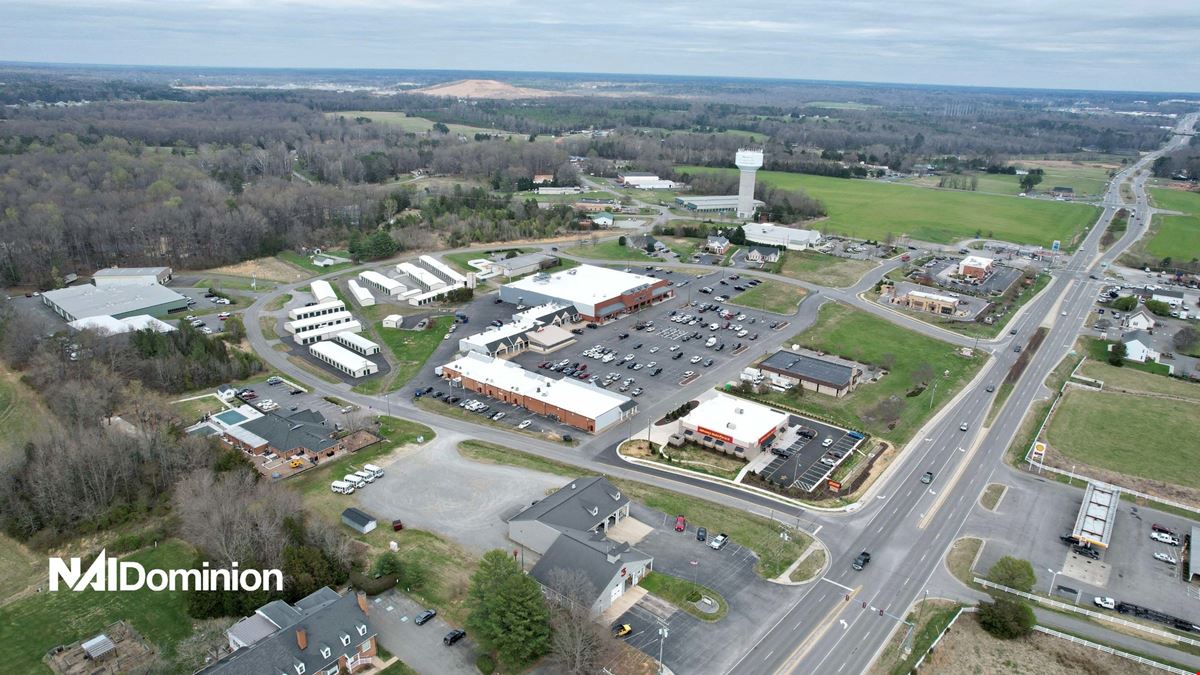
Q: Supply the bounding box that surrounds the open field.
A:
[0,540,196,673]
[870,600,961,675]
[0,365,56,459]
[621,439,743,481]
[564,239,656,261]
[679,166,1099,247]
[728,280,807,314]
[754,303,984,443]
[456,442,811,578]
[0,534,39,603]
[192,275,274,293]
[197,256,311,282]
[1083,337,1171,376]
[659,236,701,260]
[276,249,354,275]
[922,612,1163,675]
[1046,386,1200,489]
[326,111,526,140]
[1143,188,1200,261]
[905,160,1115,198]
[170,394,227,426]
[369,315,455,393]
[441,247,533,273]
[773,250,877,287]
[1077,360,1200,402]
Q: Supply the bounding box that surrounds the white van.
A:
[705,337,717,348]
[343,474,367,489]
[354,469,376,484]
[363,463,384,478]
[330,480,355,495]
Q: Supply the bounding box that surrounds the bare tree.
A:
[911,362,935,387]
[173,470,299,567]
[544,568,612,675]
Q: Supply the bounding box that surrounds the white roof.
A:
[310,341,374,372]
[334,331,379,352]
[43,283,187,320]
[396,262,443,289]
[504,264,660,308]
[69,314,176,334]
[420,255,467,283]
[960,255,994,268]
[287,299,345,320]
[742,223,822,245]
[286,310,355,333]
[347,279,374,303]
[908,289,959,304]
[359,270,405,291]
[310,280,336,302]
[443,352,631,420]
[291,320,362,340]
[682,394,788,448]
[527,324,574,347]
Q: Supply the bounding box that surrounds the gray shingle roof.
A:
[342,508,375,529]
[760,350,856,388]
[529,528,651,599]
[241,409,335,454]
[509,476,627,532]
[199,589,375,675]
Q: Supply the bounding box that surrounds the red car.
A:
[674,515,686,532]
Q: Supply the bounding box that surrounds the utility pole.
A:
[657,622,669,675]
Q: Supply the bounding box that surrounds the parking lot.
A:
[756,415,864,492]
[971,476,1200,623]
[613,502,808,674]
[404,265,794,436]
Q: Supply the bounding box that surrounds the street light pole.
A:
[657,623,669,675]
[1047,568,1060,595]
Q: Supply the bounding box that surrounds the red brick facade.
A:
[442,365,599,432]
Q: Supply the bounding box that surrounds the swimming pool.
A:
[215,409,247,425]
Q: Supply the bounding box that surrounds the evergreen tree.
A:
[467,550,552,668]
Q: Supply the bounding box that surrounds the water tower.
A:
[735,149,764,219]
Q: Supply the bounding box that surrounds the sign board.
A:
[1032,441,1046,460]
[1051,240,1061,252]
[827,479,843,491]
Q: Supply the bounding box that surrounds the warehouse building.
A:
[347,279,375,307]
[288,299,346,322]
[440,352,636,432]
[742,223,823,251]
[675,194,765,214]
[42,282,189,322]
[489,252,558,278]
[91,266,173,286]
[310,280,337,304]
[69,314,176,335]
[359,270,406,297]
[310,341,379,378]
[499,264,672,323]
[333,331,380,356]
[679,394,789,458]
[759,350,862,398]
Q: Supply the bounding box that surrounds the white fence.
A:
[1034,625,1190,674]
[974,577,1200,649]
[909,606,970,670]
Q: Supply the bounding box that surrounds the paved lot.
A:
[614,502,808,674]
[405,266,788,438]
[370,590,478,675]
[757,415,862,492]
[968,472,1200,622]
[353,431,568,555]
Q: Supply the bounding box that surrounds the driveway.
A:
[369,591,477,675]
[353,431,569,555]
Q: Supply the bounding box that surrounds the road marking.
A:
[820,577,855,593]
[839,619,848,629]
[813,525,823,536]
[763,649,774,661]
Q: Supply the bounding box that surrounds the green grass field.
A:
[638,572,728,622]
[441,248,533,273]
[0,533,39,603]
[277,249,354,275]
[1078,360,1200,402]
[564,239,655,261]
[659,236,701,260]
[192,276,274,293]
[1047,388,1200,489]
[773,250,877,287]
[366,315,455,393]
[679,166,1099,247]
[0,540,196,673]
[728,280,807,314]
[1144,189,1200,261]
[326,111,526,141]
[755,303,983,443]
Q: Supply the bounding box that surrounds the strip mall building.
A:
[679,394,789,458]
[499,264,673,323]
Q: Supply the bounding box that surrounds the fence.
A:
[1033,625,1190,674]
[909,606,970,670]
[974,577,1200,649]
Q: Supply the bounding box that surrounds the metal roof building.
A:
[347,279,375,307]
[1072,482,1120,549]
[309,279,337,304]
[759,349,861,397]
[675,194,765,214]
[310,341,378,378]
[332,331,380,356]
[500,264,672,322]
[91,266,173,286]
[42,283,189,322]
[742,223,823,251]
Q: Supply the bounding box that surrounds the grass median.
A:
[456,441,812,579]
[772,250,877,288]
[728,279,808,314]
[639,572,728,622]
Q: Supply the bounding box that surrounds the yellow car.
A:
[288,459,304,469]
[612,624,632,638]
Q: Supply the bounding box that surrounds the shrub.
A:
[476,653,496,674]
[987,556,1037,592]
[978,598,1035,639]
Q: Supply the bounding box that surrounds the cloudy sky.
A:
[2,0,1197,92]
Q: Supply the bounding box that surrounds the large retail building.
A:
[499,264,672,322]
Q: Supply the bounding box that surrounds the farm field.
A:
[1143,188,1200,261]
[728,280,807,314]
[198,256,311,283]
[678,166,1099,247]
[0,540,196,673]
[773,250,877,287]
[905,160,1115,197]
[326,111,526,140]
[754,303,983,443]
[1045,385,1200,489]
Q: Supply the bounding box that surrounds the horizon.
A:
[2,0,1198,93]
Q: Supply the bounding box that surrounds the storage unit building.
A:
[358,270,406,297]
[310,341,378,378]
[288,299,346,322]
[333,331,381,356]
[347,279,375,307]
[310,280,337,304]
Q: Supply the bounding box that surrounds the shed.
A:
[81,634,116,661]
[341,508,377,534]
[382,314,403,329]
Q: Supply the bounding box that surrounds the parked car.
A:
[1094,597,1116,610]
[444,629,466,646]
[821,438,834,448]
[1152,523,1177,536]
[612,624,632,638]
[852,551,871,570]
[708,533,729,550]
[674,515,686,532]
[415,609,438,625]
[696,527,707,542]
[1151,531,1180,546]
[518,420,532,429]
[1154,551,1178,565]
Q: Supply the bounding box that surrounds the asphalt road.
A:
[239,112,1199,673]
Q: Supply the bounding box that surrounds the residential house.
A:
[1126,310,1156,331]
[744,245,781,264]
[1118,330,1161,364]
[224,409,343,459]
[533,174,554,185]
[628,234,667,254]
[508,477,652,614]
[591,213,615,228]
[202,587,377,675]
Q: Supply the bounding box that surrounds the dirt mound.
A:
[411,79,565,100]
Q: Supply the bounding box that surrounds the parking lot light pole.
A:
[1047,568,1061,595]
[656,623,669,675]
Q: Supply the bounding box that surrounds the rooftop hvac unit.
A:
[568,269,577,275]
[734,408,744,414]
